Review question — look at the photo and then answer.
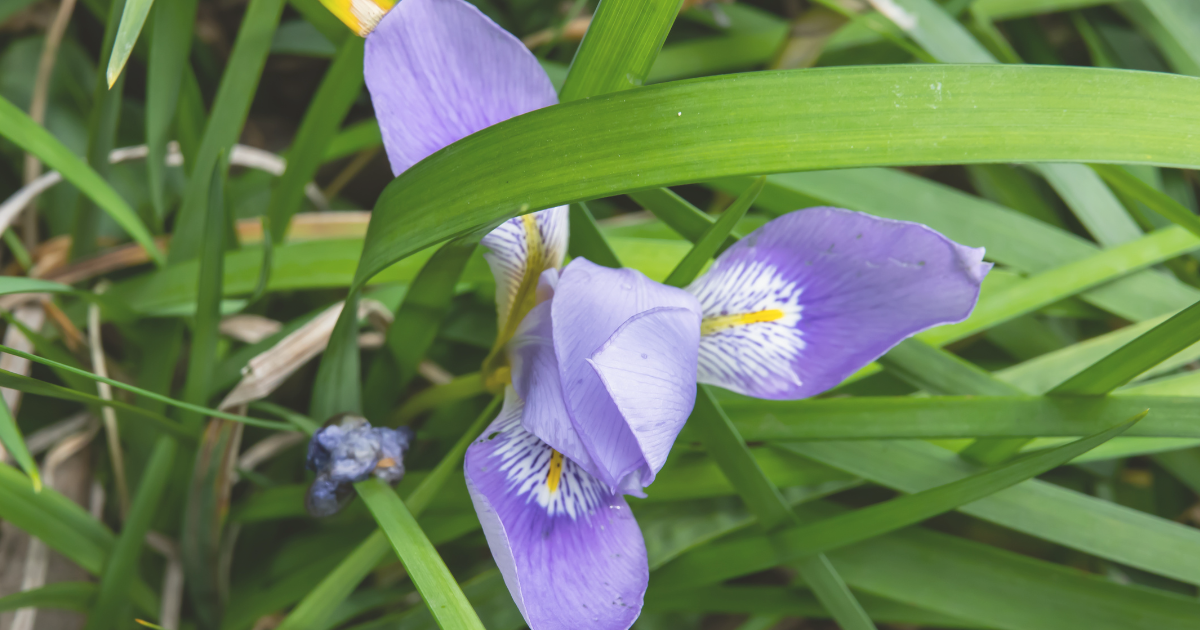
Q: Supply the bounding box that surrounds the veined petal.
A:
[587,307,700,479]
[686,207,991,399]
[484,207,570,337]
[364,0,558,176]
[552,259,701,489]
[509,300,598,475]
[465,390,647,630]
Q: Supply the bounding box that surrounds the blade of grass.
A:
[363,234,482,420]
[689,386,877,630]
[145,0,197,225]
[567,202,621,268]
[664,175,764,287]
[0,581,95,613]
[71,0,129,261]
[1092,163,1200,240]
[656,413,1140,590]
[787,437,1200,586]
[105,0,154,87]
[0,393,39,491]
[309,289,361,421]
[1051,298,1200,395]
[558,0,682,100]
[0,352,288,431]
[168,0,285,263]
[628,187,743,251]
[355,479,485,630]
[0,97,161,263]
[353,65,1200,290]
[266,36,364,244]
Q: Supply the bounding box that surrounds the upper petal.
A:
[551,259,701,489]
[484,208,570,336]
[465,390,648,630]
[587,307,700,481]
[686,207,991,399]
[508,299,598,476]
[364,0,558,176]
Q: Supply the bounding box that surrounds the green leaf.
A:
[1052,298,1200,395]
[1092,163,1200,240]
[0,276,74,296]
[355,479,485,630]
[688,386,876,630]
[888,0,996,62]
[0,97,162,264]
[0,391,39,496]
[974,0,1117,20]
[0,581,95,613]
[656,413,1139,590]
[310,290,362,421]
[787,437,1200,586]
[628,187,743,250]
[83,436,178,630]
[559,0,682,100]
[145,0,198,224]
[664,175,763,287]
[266,36,364,244]
[105,0,155,87]
[723,394,1198,440]
[354,65,1200,290]
[567,202,621,268]
[364,235,481,420]
[0,350,288,431]
[169,0,285,263]
[0,367,195,439]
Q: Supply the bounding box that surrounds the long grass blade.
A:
[664,176,764,288]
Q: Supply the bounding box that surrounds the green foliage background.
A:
[1,0,1200,628]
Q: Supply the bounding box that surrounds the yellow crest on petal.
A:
[318,0,396,37]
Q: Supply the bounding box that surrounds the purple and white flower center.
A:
[489,411,608,520]
[686,260,807,395]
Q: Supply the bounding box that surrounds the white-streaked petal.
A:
[686,207,991,399]
[483,207,570,336]
[465,389,647,630]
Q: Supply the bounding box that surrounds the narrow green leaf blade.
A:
[665,176,763,287]
[1052,298,1200,395]
[657,413,1139,590]
[559,0,683,101]
[1093,163,1200,240]
[0,394,39,491]
[355,66,1200,288]
[105,0,155,88]
[356,479,485,630]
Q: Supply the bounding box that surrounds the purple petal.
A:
[465,390,647,630]
[587,307,700,480]
[508,299,598,475]
[364,0,558,176]
[551,259,701,489]
[483,208,570,335]
[686,207,991,399]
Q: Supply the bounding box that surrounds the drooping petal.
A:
[686,207,992,399]
[587,307,700,477]
[508,299,598,475]
[551,259,701,489]
[364,0,558,176]
[483,207,570,336]
[465,390,647,630]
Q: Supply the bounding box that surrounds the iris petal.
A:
[551,259,701,489]
[686,207,992,399]
[483,208,570,338]
[587,306,700,481]
[465,390,647,630]
[364,0,558,176]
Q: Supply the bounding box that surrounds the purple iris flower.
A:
[357,0,991,628]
